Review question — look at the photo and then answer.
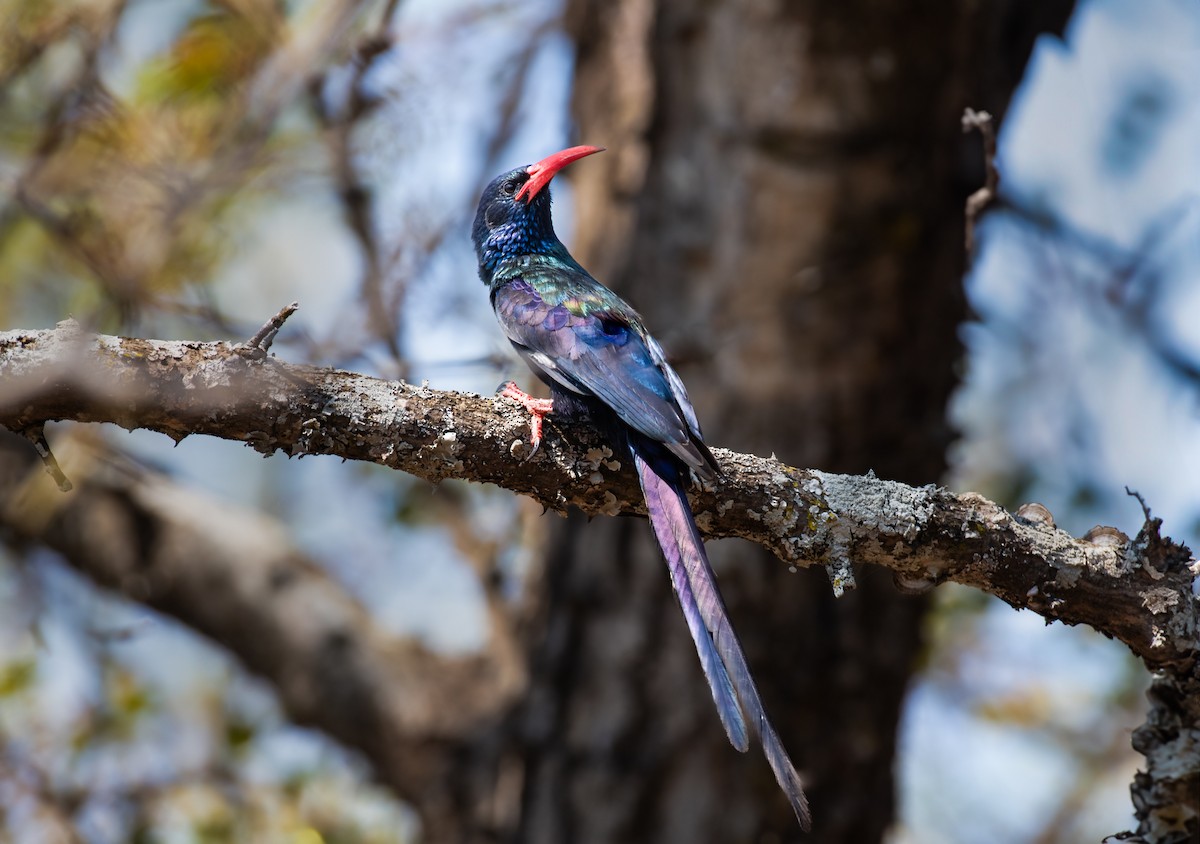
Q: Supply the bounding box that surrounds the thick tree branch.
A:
[2,320,1198,841]
[0,428,526,811]
[1,320,1195,672]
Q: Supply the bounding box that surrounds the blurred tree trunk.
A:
[430,2,1075,843]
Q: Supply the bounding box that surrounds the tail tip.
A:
[793,795,813,833]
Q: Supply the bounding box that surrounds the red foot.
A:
[498,381,554,456]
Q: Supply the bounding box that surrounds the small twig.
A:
[88,616,155,643]
[377,0,403,31]
[1000,194,1200,390]
[962,107,998,255]
[1126,486,1153,524]
[22,425,72,492]
[237,302,299,359]
[309,12,407,374]
[1124,486,1192,582]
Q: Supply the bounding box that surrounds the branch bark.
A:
[0,320,1195,667]
[1,320,1198,841]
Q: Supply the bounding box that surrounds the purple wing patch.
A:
[492,275,717,479]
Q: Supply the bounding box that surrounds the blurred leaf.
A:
[139,6,282,105]
[284,769,315,798]
[196,815,236,844]
[225,717,256,752]
[292,828,327,844]
[110,665,152,718]
[974,689,1052,727]
[0,0,300,326]
[0,657,36,696]
[70,713,96,752]
[0,0,70,79]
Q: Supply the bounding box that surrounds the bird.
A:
[472,145,811,831]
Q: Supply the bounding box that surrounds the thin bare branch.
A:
[0,429,526,810]
[963,107,998,255]
[21,425,72,492]
[235,302,300,359]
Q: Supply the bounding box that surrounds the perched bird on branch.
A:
[473,145,810,831]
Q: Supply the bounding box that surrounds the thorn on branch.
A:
[237,302,299,360]
[962,107,998,256]
[22,425,72,492]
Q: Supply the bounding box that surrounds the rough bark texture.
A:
[1,323,1195,843]
[5,321,1192,669]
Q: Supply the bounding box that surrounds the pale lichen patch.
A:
[1055,563,1083,588]
[599,491,621,517]
[817,470,937,542]
[1142,586,1180,615]
[583,445,613,468]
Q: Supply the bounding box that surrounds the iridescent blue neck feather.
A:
[479,221,573,284]
[472,167,583,289]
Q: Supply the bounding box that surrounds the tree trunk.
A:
[464,2,1077,843]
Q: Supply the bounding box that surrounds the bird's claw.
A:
[497,381,554,459]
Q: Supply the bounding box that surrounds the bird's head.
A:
[472,145,604,284]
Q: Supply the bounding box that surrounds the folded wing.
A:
[493,276,718,480]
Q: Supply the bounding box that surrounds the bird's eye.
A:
[501,179,519,196]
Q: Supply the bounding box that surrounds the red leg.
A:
[498,381,554,455]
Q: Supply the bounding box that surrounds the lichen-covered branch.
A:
[1,319,1198,841]
[1,320,1195,669]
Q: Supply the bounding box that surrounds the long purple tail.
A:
[633,447,812,831]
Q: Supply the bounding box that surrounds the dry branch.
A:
[0,428,525,812]
[1,319,1198,841]
[0,320,1194,668]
